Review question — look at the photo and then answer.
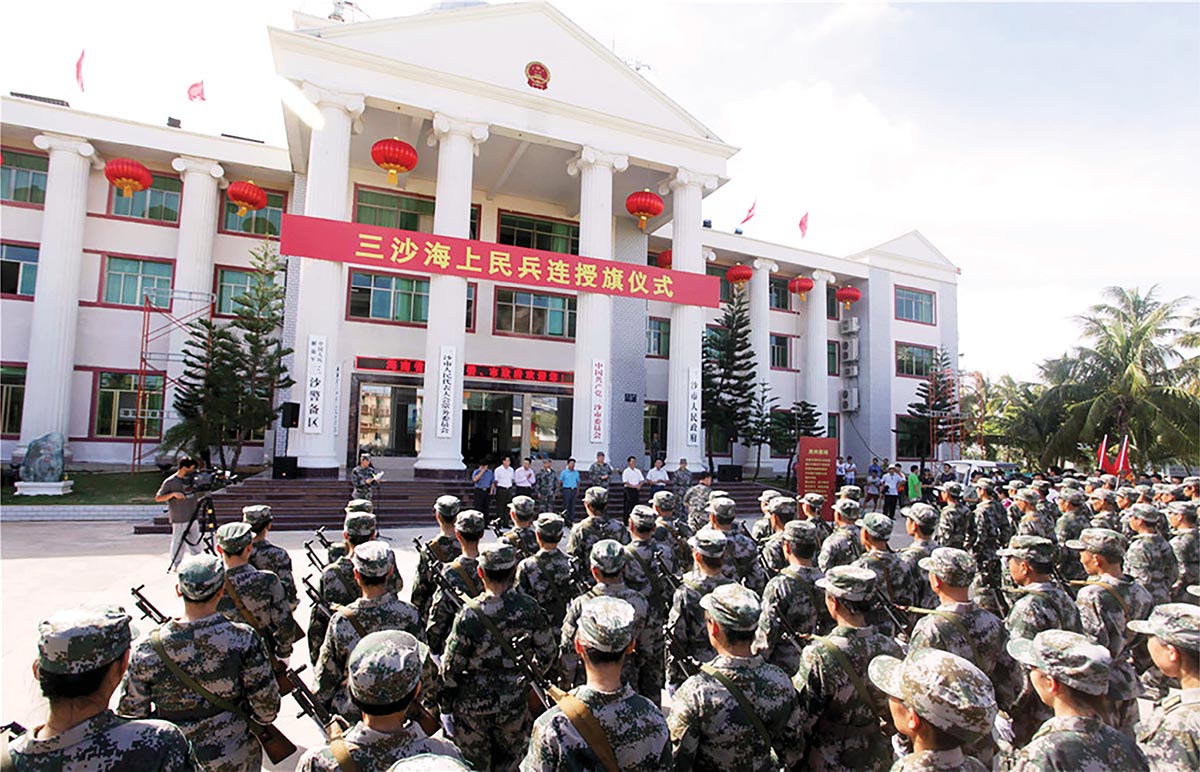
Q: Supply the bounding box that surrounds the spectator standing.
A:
[589,451,613,488]
[835,456,847,490]
[471,461,494,520]
[881,465,904,517]
[868,457,883,480]
[514,457,536,498]
[844,456,858,486]
[907,465,923,506]
[646,458,670,496]
[864,470,881,513]
[622,456,645,516]
[939,462,957,484]
[559,458,581,523]
[493,455,515,519]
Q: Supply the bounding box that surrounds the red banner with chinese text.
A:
[281,214,720,307]
[796,437,838,521]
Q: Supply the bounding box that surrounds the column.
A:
[567,146,628,463]
[662,168,717,471]
[748,258,776,378]
[18,134,96,454]
[805,269,837,431]
[163,156,224,433]
[289,85,364,475]
[413,114,488,475]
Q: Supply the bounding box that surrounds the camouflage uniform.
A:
[410,496,463,621]
[1054,495,1092,581]
[1015,490,1056,541]
[425,511,486,656]
[351,462,382,501]
[652,490,695,572]
[702,498,767,594]
[754,521,828,675]
[522,596,671,771]
[669,584,804,770]
[793,566,903,771]
[965,486,1010,615]
[587,460,613,487]
[898,506,940,611]
[1169,523,1198,603]
[242,505,298,611]
[564,488,628,577]
[501,495,540,559]
[818,499,864,573]
[622,507,672,701]
[934,486,971,550]
[749,490,782,543]
[1130,604,1200,771]
[671,466,694,501]
[534,463,559,514]
[853,514,919,637]
[214,523,296,659]
[667,531,734,687]
[684,482,714,531]
[298,631,461,772]
[118,555,280,772]
[1126,510,1181,604]
[1006,631,1149,771]
[515,513,573,636]
[440,545,556,772]
[9,606,200,772]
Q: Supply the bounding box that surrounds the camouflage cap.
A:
[869,648,996,742]
[997,535,1057,564]
[345,498,374,514]
[1099,474,1119,486]
[1032,480,1052,492]
[1128,603,1200,651]
[783,519,819,546]
[584,486,608,509]
[351,540,393,578]
[766,496,797,519]
[1088,489,1117,504]
[1060,489,1086,506]
[344,511,378,538]
[387,756,472,772]
[832,498,862,521]
[215,522,254,554]
[974,478,996,492]
[509,495,536,519]
[478,543,517,571]
[1188,585,1200,599]
[1129,502,1163,524]
[1166,501,1197,519]
[629,505,657,531]
[860,512,894,540]
[1065,528,1126,561]
[700,583,762,631]
[590,539,627,573]
[758,489,782,503]
[708,497,738,523]
[801,492,827,508]
[919,547,976,587]
[651,489,677,511]
[533,512,565,540]
[902,504,939,530]
[177,553,225,601]
[1007,629,1112,696]
[816,565,877,601]
[37,606,137,674]
[434,495,461,519]
[1015,488,1040,504]
[1058,478,1083,491]
[1085,477,1102,488]
[455,509,486,535]
[241,504,272,529]
[1115,487,1139,501]
[708,490,731,503]
[575,595,636,653]
[936,481,964,498]
[837,485,863,501]
[688,529,728,558]
[1183,476,1200,487]
[347,630,423,704]
[1006,479,1026,491]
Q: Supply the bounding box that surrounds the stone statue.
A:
[20,432,65,483]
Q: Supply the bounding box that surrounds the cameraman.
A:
[157,457,201,571]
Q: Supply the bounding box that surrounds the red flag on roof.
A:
[187,81,206,102]
[798,211,809,238]
[75,50,85,92]
[739,200,756,225]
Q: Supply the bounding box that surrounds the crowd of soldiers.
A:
[4,470,1200,772]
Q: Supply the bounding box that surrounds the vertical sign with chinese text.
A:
[796,436,838,520]
[436,345,456,439]
[304,335,327,434]
[590,358,606,444]
[686,367,702,447]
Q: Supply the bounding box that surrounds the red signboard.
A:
[796,436,839,521]
[355,356,573,385]
[281,214,720,308]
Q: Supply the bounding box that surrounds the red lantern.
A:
[835,285,862,309]
[625,189,664,231]
[787,276,814,301]
[226,180,268,218]
[656,249,672,269]
[105,158,153,198]
[725,263,753,289]
[371,137,419,185]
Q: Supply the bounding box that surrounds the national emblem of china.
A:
[525,61,550,90]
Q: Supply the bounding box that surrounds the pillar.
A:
[806,269,837,431]
[662,168,717,471]
[289,85,364,475]
[413,114,489,475]
[567,146,628,463]
[17,134,96,454]
[748,258,777,379]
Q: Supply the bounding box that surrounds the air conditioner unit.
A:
[839,317,860,335]
[840,388,860,412]
[843,364,859,378]
[840,338,859,363]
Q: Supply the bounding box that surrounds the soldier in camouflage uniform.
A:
[1184,475,1200,502]
[1064,528,1153,735]
[299,631,461,772]
[754,519,827,674]
[1054,489,1092,581]
[793,565,903,771]
[564,487,628,580]
[425,510,485,656]
[213,522,298,662]
[500,495,539,558]
[1126,504,1179,605]
[9,606,199,771]
[352,454,383,501]
[411,496,463,622]
[1088,489,1121,532]
[853,513,918,637]
[838,484,863,502]
[119,554,280,772]
[522,596,670,771]
[651,490,694,573]
[818,498,864,573]
[667,530,734,689]
[966,479,1011,616]
[683,470,714,532]
[1013,488,1056,541]
[1006,630,1149,771]
[669,584,804,770]
[760,495,798,574]
[242,504,298,611]
[622,506,671,701]
[749,489,782,543]
[701,497,768,593]
[869,648,997,772]
[899,504,940,612]
[314,540,424,721]
[1130,604,1200,771]
[1034,480,1059,523]
[1167,500,1199,601]
[533,458,559,514]
[515,513,574,639]
[933,482,971,550]
[440,544,556,772]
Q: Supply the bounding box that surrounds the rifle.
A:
[491,523,531,561]
[314,526,347,564]
[649,552,701,678]
[566,554,593,596]
[131,585,170,625]
[411,538,466,612]
[653,551,682,594]
[303,575,336,621]
[873,585,910,634]
[769,607,813,652]
[303,540,327,572]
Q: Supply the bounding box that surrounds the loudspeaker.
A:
[279,402,300,429]
[273,456,298,479]
[717,464,743,482]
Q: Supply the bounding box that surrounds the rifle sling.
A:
[428,540,449,564]
[555,690,620,772]
[223,578,265,637]
[463,598,544,695]
[1083,580,1131,618]
[699,664,774,751]
[329,723,360,772]
[812,635,878,719]
[336,605,369,639]
[149,629,267,736]
[624,545,660,597]
[453,563,482,597]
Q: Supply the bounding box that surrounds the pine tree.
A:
[701,285,758,470]
[742,381,778,480]
[903,347,956,465]
[771,400,825,488]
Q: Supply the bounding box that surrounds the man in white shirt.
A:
[881,464,905,518]
[621,456,645,517]
[844,456,858,486]
[493,455,516,525]
[514,456,536,498]
[646,458,671,495]
[835,456,847,489]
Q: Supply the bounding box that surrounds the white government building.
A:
[0,2,959,479]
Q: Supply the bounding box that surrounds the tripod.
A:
[169,493,219,570]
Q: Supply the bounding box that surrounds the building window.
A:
[1,243,38,296]
[826,285,839,319]
[895,287,935,325]
[706,423,732,455]
[94,372,164,438]
[828,413,840,440]
[769,277,790,310]
[707,265,733,303]
[896,343,937,378]
[223,191,284,237]
[895,414,928,459]
[111,175,181,223]
[216,268,253,315]
[1,151,48,204]
[349,271,430,324]
[355,188,480,239]
[827,341,839,375]
[104,257,172,308]
[498,213,579,255]
[1,366,25,435]
[770,334,791,369]
[646,318,670,357]
[644,403,667,456]
[466,284,477,332]
[495,289,576,339]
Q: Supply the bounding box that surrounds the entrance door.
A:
[461,392,522,465]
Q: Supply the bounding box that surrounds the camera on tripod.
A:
[186,468,239,494]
